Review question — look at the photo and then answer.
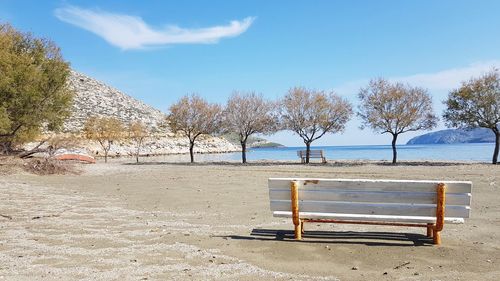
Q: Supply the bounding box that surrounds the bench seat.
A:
[272,211,465,224]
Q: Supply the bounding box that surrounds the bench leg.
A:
[291,181,302,240]
[294,222,302,240]
[301,220,304,234]
[426,223,433,238]
[432,183,446,245]
[433,229,441,245]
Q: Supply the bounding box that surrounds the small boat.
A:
[54,153,96,164]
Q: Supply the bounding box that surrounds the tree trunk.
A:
[136,139,142,163]
[189,141,195,163]
[104,149,108,163]
[18,148,46,159]
[305,142,311,164]
[391,133,398,164]
[241,140,247,164]
[493,130,499,164]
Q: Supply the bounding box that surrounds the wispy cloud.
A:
[334,60,500,96]
[392,60,500,91]
[54,6,255,50]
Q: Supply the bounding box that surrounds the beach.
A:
[1,160,499,280]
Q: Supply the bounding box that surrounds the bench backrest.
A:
[268,178,472,218]
[297,150,324,157]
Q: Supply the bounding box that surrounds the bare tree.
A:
[128,121,149,163]
[443,69,500,164]
[83,116,124,163]
[358,78,438,164]
[280,87,353,163]
[167,94,223,163]
[224,91,278,163]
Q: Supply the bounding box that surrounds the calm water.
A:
[155,143,496,163]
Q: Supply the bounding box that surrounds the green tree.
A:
[358,78,438,164]
[167,94,223,163]
[443,69,500,164]
[0,23,73,154]
[280,87,353,164]
[83,116,125,163]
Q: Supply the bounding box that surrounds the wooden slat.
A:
[272,211,465,224]
[268,189,471,206]
[270,200,471,218]
[268,178,472,193]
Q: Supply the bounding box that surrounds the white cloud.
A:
[54,6,255,50]
[392,60,500,91]
[334,60,500,96]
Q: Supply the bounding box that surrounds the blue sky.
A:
[2,0,500,146]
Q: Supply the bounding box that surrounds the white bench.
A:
[297,150,326,163]
[268,178,472,245]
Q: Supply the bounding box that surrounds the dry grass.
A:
[23,158,80,175]
[0,156,25,175]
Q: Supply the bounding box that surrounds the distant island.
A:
[224,134,285,148]
[407,128,496,145]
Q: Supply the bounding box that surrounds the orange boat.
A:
[54,154,96,164]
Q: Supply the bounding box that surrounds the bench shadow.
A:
[219,229,433,246]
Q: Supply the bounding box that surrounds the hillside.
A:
[64,71,167,132]
[406,128,496,145]
[37,70,239,157]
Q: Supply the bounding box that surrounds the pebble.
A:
[352,266,359,270]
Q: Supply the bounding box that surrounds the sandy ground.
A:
[1,158,499,280]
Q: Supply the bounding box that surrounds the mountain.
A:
[406,128,496,145]
[42,70,239,157]
[64,71,166,132]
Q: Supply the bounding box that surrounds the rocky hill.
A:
[407,128,496,145]
[47,70,239,157]
[64,71,166,132]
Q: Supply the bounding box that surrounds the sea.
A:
[158,143,496,163]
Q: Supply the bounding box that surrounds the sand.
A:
[1,159,499,280]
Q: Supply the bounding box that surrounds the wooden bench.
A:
[268,178,472,245]
[297,150,326,163]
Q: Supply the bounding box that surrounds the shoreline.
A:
[92,153,495,166]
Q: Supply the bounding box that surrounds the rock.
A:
[351,266,358,270]
[26,70,240,156]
